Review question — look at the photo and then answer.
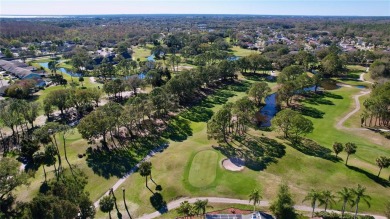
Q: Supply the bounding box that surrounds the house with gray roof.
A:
[0,60,47,88]
[0,60,46,80]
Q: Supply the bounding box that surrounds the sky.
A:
[0,0,389,16]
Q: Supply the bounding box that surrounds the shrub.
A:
[5,79,37,99]
[314,212,374,219]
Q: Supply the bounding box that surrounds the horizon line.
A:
[1,13,390,17]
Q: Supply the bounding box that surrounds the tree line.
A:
[362,81,390,128]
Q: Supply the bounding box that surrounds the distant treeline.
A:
[1,15,390,48]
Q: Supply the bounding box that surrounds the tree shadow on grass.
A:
[289,138,340,162]
[128,136,169,152]
[323,91,343,99]
[86,147,138,179]
[86,137,168,179]
[293,105,325,118]
[346,165,390,188]
[213,136,286,171]
[197,89,234,108]
[223,80,251,92]
[240,136,286,171]
[39,181,50,194]
[180,106,214,122]
[241,73,269,82]
[161,116,192,142]
[299,92,335,105]
[198,100,215,108]
[150,192,168,213]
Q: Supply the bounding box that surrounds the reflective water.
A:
[259,86,317,127]
[38,62,82,77]
[147,55,155,62]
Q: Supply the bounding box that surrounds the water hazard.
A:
[38,62,83,77]
[258,86,318,127]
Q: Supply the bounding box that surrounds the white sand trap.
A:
[222,158,245,171]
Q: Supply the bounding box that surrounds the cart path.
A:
[93,144,168,209]
[335,72,373,131]
[336,89,371,131]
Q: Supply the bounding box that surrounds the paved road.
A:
[136,197,386,219]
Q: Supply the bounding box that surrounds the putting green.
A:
[188,150,219,187]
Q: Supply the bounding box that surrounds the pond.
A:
[257,93,278,127]
[124,73,146,80]
[40,62,146,79]
[258,84,338,127]
[355,85,366,89]
[38,62,83,77]
[147,55,156,62]
[227,56,240,61]
[139,73,146,79]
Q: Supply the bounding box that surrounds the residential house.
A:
[0,60,47,88]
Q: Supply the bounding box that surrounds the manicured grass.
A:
[15,130,119,203]
[113,82,389,218]
[188,150,219,187]
[29,59,101,114]
[132,46,152,61]
[230,46,257,57]
[344,93,369,128]
[347,65,367,71]
[13,70,389,218]
[301,87,390,210]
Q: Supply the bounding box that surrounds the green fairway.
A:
[112,80,390,218]
[132,46,152,61]
[188,150,219,187]
[15,130,119,203]
[230,46,257,57]
[29,59,101,115]
[12,73,389,218]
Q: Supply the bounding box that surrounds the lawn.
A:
[110,80,389,218]
[343,92,369,128]
[15,130,119,203]
[12,69,389,218]
[132,46,152,61]
[230,46,257,57]
[188,150,219,187]
[30,58,101,113]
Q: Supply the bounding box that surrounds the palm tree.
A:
[333,142,344,158]
[375,156,390,177]
[99,195,114,219]
[48,60,59,75]
[351,184,371,219]
[79,76,85,87]
[319,190,336,212]
[139,161,152,191]
[337,187,354,219]
[176,201,194,217]
[193,199,210,215]
[303,189,321,217]
[249,188,262,212]
[344,142,357,165]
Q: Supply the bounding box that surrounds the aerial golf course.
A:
[12,58,389,219]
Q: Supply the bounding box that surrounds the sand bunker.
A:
[222,158,245,171]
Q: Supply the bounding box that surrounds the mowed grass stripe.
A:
[188,150,219,187]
